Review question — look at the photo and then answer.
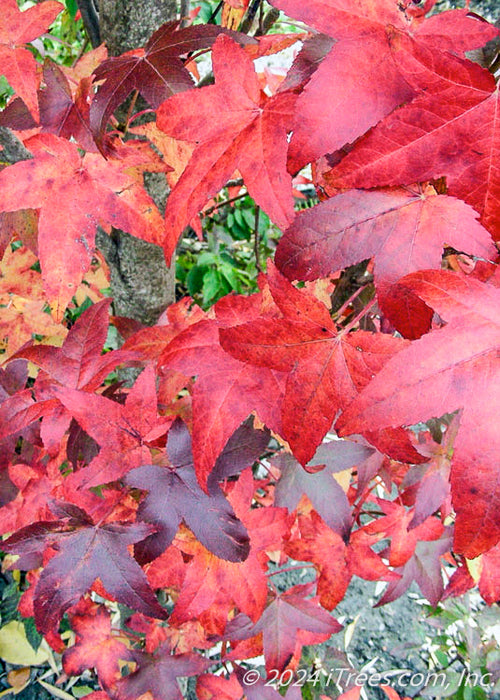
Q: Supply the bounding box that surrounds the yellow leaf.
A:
[466,555,482,583]
[0,622,49,666]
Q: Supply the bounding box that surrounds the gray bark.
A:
[97,0,179,325]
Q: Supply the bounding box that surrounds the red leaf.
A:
[55,366,171,490]
[159,314,285,490]
[63,601,133,689]
[338,270,500,557]
[479,543,500,605]
[276,187,494,338]
[285,512,396,610]
[90,22,252,149]
[0,134,165,319]
[227,583,342,672]
[196,673,244,700]
[39,61,96,151]
[269,0,497,172]
[220,262,409,464]
[157,35,296,259]
[0,0,63,118]
[169,470,288,627]
[327,55,500,238]
[4,502,167,635]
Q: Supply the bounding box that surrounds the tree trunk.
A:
[96,0,179,325]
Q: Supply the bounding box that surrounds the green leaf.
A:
[25,617,43,652]
[202,268,221,303]
[0,582,20,625]
[65,0,78,19]
[187,265,209,296]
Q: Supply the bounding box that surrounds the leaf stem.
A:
[254,206,262,272]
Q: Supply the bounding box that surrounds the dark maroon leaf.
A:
[125,418,250,564]
[4,504,166,635]
[273,440,373,539]
[208,419,270,485]
[90,21,255,149]
[279,33,335,93]
[115,645,210,700]
[227,583,341,672]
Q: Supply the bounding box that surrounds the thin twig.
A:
[253,206,262,272]
[201,192,248,218]
[267,564,315,577]
[123,89,140,136]
[340,297,377,334]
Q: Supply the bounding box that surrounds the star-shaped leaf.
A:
[157,34,297,259]
[327,58,500,239]
[273,439,374,539]
[269,0,497,171]
[4,501,167,636]
[0,0,63,118]
[63,600,133,690]
[54,365,171,490]
[114,645,210,700]
[276,187,495,338]
[338,270,500,557]
[220,262,409,464]
[125,418,250,563]
[226,583,341,672]
[90,21,252,149]
[0,134,166,319]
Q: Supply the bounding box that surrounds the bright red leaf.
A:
[63,600,133,690]
[268,0,497,172]
[275,187,495,338]
[54,365,171,490]
[159,312,285,490]
[90,21,252,149]
[0,134,166,319]
[0,0,63,118]
[220,261,409,464]
[338,270,500,557]
[327,56,500,239]
[157,34,297,259]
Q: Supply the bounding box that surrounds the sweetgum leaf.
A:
[159,317,285,491]
[54,365,171,489]
[268,0,497,172]
[276,188,495,338]
[0,0,63,118]
[4,505,167,635]
[227,583,341,672]
[114,645,210,700]
[338,270,500,557]
[0,134,165,319]
[90,21,255,149]
[63,601,133,689]
[273,440,374,539]
[220,262,409,464]
[327,53,500,239]
[125,418,250,564]
[157,34,296,259]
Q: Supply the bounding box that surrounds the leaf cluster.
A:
[0,1,499,699]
